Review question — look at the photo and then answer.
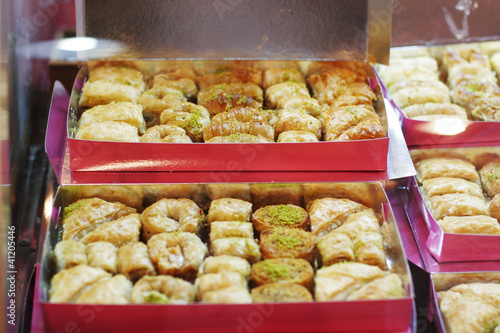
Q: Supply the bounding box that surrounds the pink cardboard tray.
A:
[375,69,500,148]
[409,176,500,263]
[46,81,415,185]
[46,60,392,174]
[36,182,414,333]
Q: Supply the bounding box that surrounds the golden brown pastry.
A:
[308,197,367,237]
[415,157,479,183]
[437,216,500,235]
[321,106,383,142]
[447,63,497,89]
[303,182,379,208]
[140,125,192,143]
[197,83,264,116]
[402,103,468,120]
[352,232,387,269]
[264,82,310,109]
[117,242,156,281]
[277,130,319,142]
[251,282,313,303]
[198,255,251,278]
[85,241,118,274]
[206,133,274,143]
[422,177,484,198]
[346,273,405,300]
[152,76,198,101]
[131,275,195,304]
[388,56,439,72]
[392,86,451,108]
[197,67,262,90]
[206,198,253,225]
[388,79,449,96]
[202,121,274,142]
[78,81,143,108]
[77,213,141,247]
[159,102,211,142]
[377,65,438,88]
[259,228,316,262]
[147,232,208,277]
[471,96,500,121]
[74,275,132,304]
[480,160,500,197]
[211,107,277,126]
[195,271,247,301]
[438,283,500,333]
[49,265,111,303]
[200,286,253,304]
[250,258,314,288]
[62,198,136,241]
[450,79,500,114]
[317,232,355,266]
[210,238,262,264]
[78,102,146,135]
[75,121,140,142]
[141,198,205,240]
[252,204,308,232]
[273,109,322,140]
[489,194,500,221]
[334,116,385,141]
[209,222,254,242]
[333,82,377,109]
[314,262,389,301]
[307,67,365,105]
[429,193,489,220]
[87,65,146,91]
[333,209,381,237]
[67,185,144,211]
[278,96,322,117]
[153,67,197,81]
[54,240,87,272]
[263,67,305,90]
[137,87,187,127]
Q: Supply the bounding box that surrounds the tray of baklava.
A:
[47,59,391,173]
[377,41,500,146]
[431,272,500,333]
[38,182,413,333]
[406,146,500,263]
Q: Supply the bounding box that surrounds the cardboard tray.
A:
[402,146,500,264]
[375,66,500,148]
[431,272,500,333]
[38,182,414,333]
[46,60,391,174]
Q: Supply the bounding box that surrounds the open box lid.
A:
[75,0,392,64]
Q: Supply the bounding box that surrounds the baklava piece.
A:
[62,198,136,242]
[308,197,368,237]
[252,204,308,232]
[197,83,264,116]
[131,275,195,305]
[137,87,187,127]
[198,255,251,279]
[479,159,500,197]
[415,157,479,183]
[211,238,262,264]
[402,103,467,120]
[209,222,254,242]
[277,130,319,142]
[197,67,262,90]
[85,241,118,274]
[78,213,142,247]
[141,198,205,240]
[250,258,314,288]
[54,240,87,272]
[273,109,322,140]
[206,198,253,225]
[263,67,305,90]
[437,216,500,235]
[117,242,156,281]
[140,125,192,143]
[321,106,384,141]
[147,232,208,278]
[307,67,365,106]
[251,283,313,303]
[75,121,140,142]
[159,102,211,142]
[74,275,132,305]
[203,121,274,142]
[78,101,146,135]
[259,228,316,262]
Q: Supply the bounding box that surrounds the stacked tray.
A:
[38,182,414,333]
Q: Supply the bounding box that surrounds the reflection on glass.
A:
[431,118,467,136]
